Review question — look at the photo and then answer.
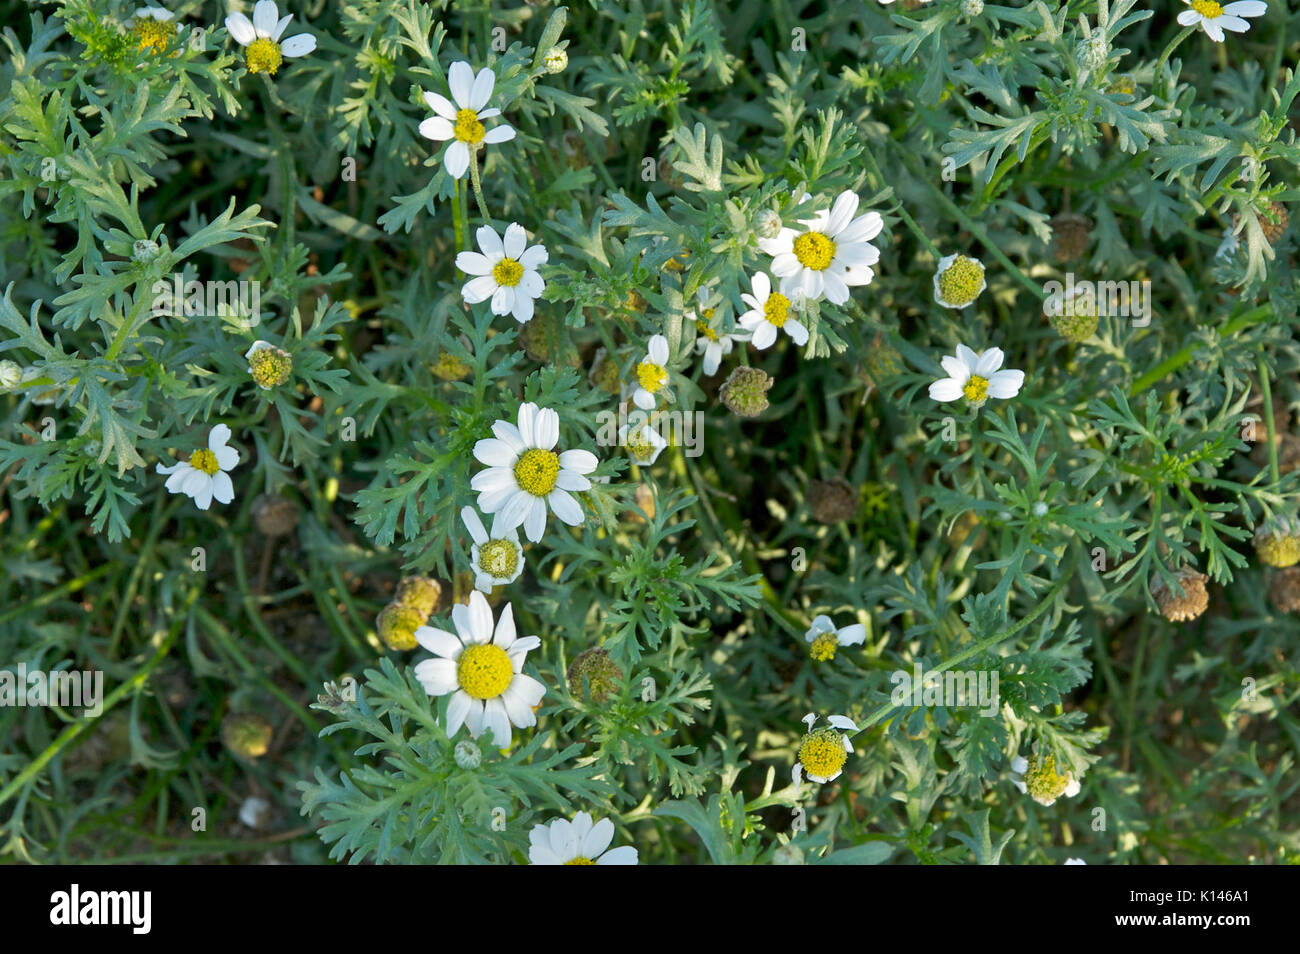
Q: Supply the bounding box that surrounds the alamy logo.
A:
[0,663,102,717]
[890,663,1000,716]
[50,884,151,934]
[1043,272,1151,327]
[594,403,704,458]
[151,274,262,327]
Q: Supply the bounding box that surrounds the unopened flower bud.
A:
[1268,567,1300,613]
[756,209,782,240]
[0,360,21,389]
[222,712,273,759]
[377,602,423,651]
[1255,515,1300,568]
[543,47,568,74]
[453,740,482,769]
[394,576,441,618]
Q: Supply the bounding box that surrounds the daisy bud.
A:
[1075,35,1108,72]
[394,576,442,618]
[1151,568,1210,623]
[588,347,622,395]
[245,341,293,390]
[1049,213,1092,263]
[221,712,273,760]
[962,0,984,14]
[808,477,857,524]
[131,238,162,263]
[720,365,773,418]
[377,602,424,651]
[755,209,783,240]
[567,647,623,703]
[932,254,987,309]
[1268,567,1300,613]
[1254,515,1300,568]
[1047,287,1099,343]
[0,360,20,389]
[251,493,300,538]
[453,740,482,770]
[431,350,471,381]
[542,47,568,73]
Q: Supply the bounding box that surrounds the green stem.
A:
[1258,354,1280,486]
[1129,304,1272,395]
[468,149,492,224]
[453,178,466,252]
[1153,26,1196,98]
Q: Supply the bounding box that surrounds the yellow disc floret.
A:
[636,361,667,394]
[1191,0,1223,16]
[189,448,220,475]
[478,539,519,578]
[793,232,836,271]
[1024,754,1071,804]
[625,429,656,464]
[697,323,719,343]
[962,375,990,404]
[1257,533,1300,568]
[936,255,986,307]
[564,856,596,865]
[456,643,514,700]
[133,19,174,54]
[454,108,486,144]
[764,291,792,328]
[798,727,848,780]
[513,448,561,496]
[248,347,293,389]
[492,258,524,287]
[245,37,283,75]
[809,632,838,662]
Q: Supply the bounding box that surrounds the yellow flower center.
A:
[245,37,283,75]
[513,448,561,497]
[764,292,792,328]
[478,539,519,578]
[1024,754,1072,803]
[809,632,838,662]
[248,347,292,389]
[936,255,986,307]
[697,323,719,342]
[636,361,667,395]
[625,430,656,464]
[797,728,847,780]
[1257,533,1300,568]
[492,257,524,287]
[792,232,836,271]
[189,448,220,476]
[133,19,174,54]
[456,643,514,700]
[564,856,596,865]
[454,108,486,144]
[1190,0,1223,16]
[963,375,990,403]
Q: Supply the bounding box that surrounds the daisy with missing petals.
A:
[804,614,867,662]
[793,712,857,786]
[1177,0,1267,43]
[455,223,547,323]
[758,191,883,305]
[1010,752,1082,807]
[225,1,317,76]
[128,6,180,54]
[156,424,240,511]
[413,590,544,748]
[632,334,672,411]
[932,254,987,309]
[928,344,1024,409]
[461,507,524,592]
[528,812,639,865]
[738,271,808,349]
[687,286,748,376]
[419,61,516,179]
[619,419,667,466]
[472,402,598,543]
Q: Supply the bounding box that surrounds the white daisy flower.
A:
[225,0,317,76]
[738,271,808,349]
[619,420,667,466]
[1064,858,1087,865]
[804,614,866,662]
[128,6,179,53]
[419,61,517,179]
[685,285,748,376]
[758,190,883,305]
[932,253,987,309]
[1177,0,1267,43]
[631,334,672,411]
[793,712,857,786]
[471,402,598,543]
[528,812,639,865]
[244,340,292,389]
[156,424,240,511]
[1010,753,1082,807]
[928,344,1024,408]
[455,223,547,323]
[461,506,524,592]
[413,590,544,748]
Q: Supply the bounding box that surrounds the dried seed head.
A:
[1152,569,1210,623]
[1233,202,1290,245]
[377,602,424,651]
[808,477,857,524]
[252,493,300,538]
[1050,213,1092,263]
[588,347,622,395]
[1268,567,1300,613]
[1255,516,1300,568]
[720,365,773,418]
[567,647,623,703]
[394,576,441,619]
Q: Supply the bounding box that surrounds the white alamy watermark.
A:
[0,663,103,717]
[595,404,705,459]
[1043,272,1151,327]
[50,884,151,934]
[151,274,262,327]
[890,663,1000,716]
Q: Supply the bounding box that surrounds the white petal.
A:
[415,626,462,658]
[516,402,539,446]
[559,449,598,474]
[503,223,528,259]
[596,846,638,865]
[1222,0,1265,15]
[986,369,1025,399]
[474,437,518,468]
[954,344,979,370]
[448,61,474,108]
[461,506,489,544]
[836,624,866,646]
[518,244,548,269]
[444,141,470,179]
[973,347,1005,377]
[210,471,235,505]
[465,590,495,643]
[252,1,279,38]
[548,489,583,526]
[424,91,458,119]
[492,602,517,649]
[825,191,860,236]
[482,124,515,144]
[929,379,963,402]
[456,251,494,276]
[1176,9,1201,25]
[476,224,504,257]
[1202,19,1225,41]
[419,116,454,142]
[462,274,498,303]
[648,334,669,365]
[583,818,615,858]
[280,33,316,57]
[1215,15,1251,32]
[785,319,809,346]
[524,496,548,542]
[414,658,458,695]
[446,691,472,737]
[469,66,496,112]
[225,12,255,45]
